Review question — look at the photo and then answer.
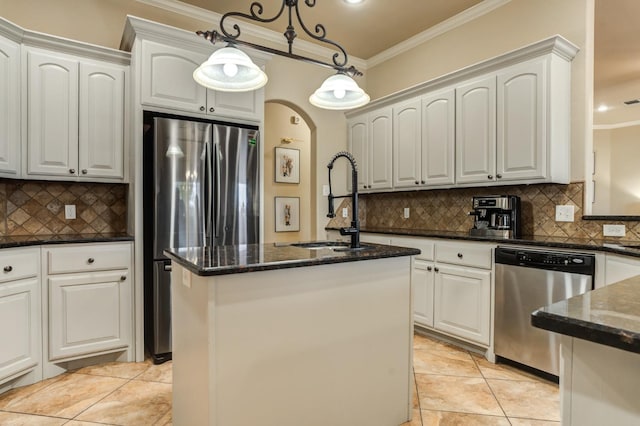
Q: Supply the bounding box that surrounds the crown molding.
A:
[593,120,640,130]
[367,0,513,68]
[0,17,24,43]
[135,0,367,71]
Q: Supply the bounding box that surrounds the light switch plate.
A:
[342,208,348,218]
[322,185,330,196]
[555,205,574,222]
[64,204,76,220]
[403,207,410,219]
[603,224,626,237]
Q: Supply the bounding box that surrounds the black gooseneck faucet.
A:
[327,151,360,249]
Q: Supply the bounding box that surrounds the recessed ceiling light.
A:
[344,0,364,4]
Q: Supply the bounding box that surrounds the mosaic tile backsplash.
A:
[0,179,128,236]
[328,182,640,242]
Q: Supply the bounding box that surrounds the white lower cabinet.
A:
[433,263,491,345]
[0,247,41,387]
[413,260,435,327]
[43,242,133,363]
[603,254,640,286]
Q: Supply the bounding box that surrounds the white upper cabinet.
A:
[348,107,393,192]
[25,47,127,181]
[393,98,422,189]
[0,36,20,177]
[421,88,455,186]
[141,39,263,122]
[455,74,497,185]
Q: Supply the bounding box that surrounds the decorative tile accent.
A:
[0,179,127,237]
[328,182,640,241]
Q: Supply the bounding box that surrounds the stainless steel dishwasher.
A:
[494,246,595,377]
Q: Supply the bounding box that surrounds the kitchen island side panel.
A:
[171,256,413,426]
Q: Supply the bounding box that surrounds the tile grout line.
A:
[412,366,424,426]
[469,353,513,424]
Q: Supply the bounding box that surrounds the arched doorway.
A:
[263,100,317,242]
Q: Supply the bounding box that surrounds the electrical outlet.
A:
[64,204,76,220]
[322,185,330,196]
[555,205,574,222]
[342,208,348,218]
[603,224,626,237]
[403,207,410,219]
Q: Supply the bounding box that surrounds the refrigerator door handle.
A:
[214,142,221,240]
[205,140,214,246]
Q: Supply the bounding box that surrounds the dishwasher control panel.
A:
[495,247,595,275]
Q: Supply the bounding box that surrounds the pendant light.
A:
[195,0,369,110]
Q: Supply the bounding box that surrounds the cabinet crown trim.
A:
[346,34,579,117]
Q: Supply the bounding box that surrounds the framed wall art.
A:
[274,196,300,232]
[275,147,300,184]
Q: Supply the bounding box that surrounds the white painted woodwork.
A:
[391,236,435,261]
[44,243,132,362]
[413,260,435,328]
[171,257,413,426]
[360,233,392,245]
[0,37,20,177]
[26,49,79,177]
[347,107,393,192]
[497,58,547,181]
[0,247,41,386]
[435,240,493,269]
[207,89,262,121]
[421,88,455,186]
[603,254,640,286]
[79,62,125,179]
[433,263,491,345]
[455,74,496,185]
[393,98,422,188]
[560,338,640,426]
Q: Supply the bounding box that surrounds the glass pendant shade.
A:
[309,73,370,110]
[193,46,268,92]
[166,143,184,158]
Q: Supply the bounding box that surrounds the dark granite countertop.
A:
[532,276,640,354]
[328,226,640,258]
[164,242,421,276]
[0,233,134,249]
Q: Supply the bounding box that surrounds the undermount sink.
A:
[290,241,372,251]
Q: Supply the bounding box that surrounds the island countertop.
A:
[164,242,421,276]
[532,275,640,354]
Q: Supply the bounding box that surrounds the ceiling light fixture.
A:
[194,0,370,110]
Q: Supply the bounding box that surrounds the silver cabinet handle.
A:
[457,253,463,258]
[200,106,205,111]
[88,258,95,264]
[488,175,493,180]
[82,169,87,174]
[209,107,215,113]
[3,266,12,272]
[69,169,75,174]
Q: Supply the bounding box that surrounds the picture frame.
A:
[275,197,300,232]
[275,147,300,184]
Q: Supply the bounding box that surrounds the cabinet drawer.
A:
[435,242,493,269]
[45,243,131,275]
[0,248,40,283]
[391,236,434,261]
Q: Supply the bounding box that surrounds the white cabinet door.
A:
[208,89,262,121]
[79,62,125,179]
[455,75,496,185]
[497,59,546,181]
[48,270,131,361]
[0,37,20,177]
[347,115,369,191]
[141,39,207,113]
[393,98,421,189]
[413,260,435,328]
[434,264,491,345]
[422,88,455,186]
[26,49,79,177]
[604,255,640,286]
[368,107,393,191]
[0,277,40,384]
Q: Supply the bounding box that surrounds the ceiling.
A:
[181,0,483,60]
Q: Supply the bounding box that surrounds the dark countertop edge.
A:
[582,215,640,221]
[326,227,640,258]
[0,235,134,249]
[164,247,421,277]
[531,309,640,354]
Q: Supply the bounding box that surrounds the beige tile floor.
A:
[0,333,559,425]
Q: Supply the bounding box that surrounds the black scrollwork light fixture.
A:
[194,0,370,110]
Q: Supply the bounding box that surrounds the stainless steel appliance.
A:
[494,247,595,377]
[143,113,260,363]
[469,195,521,239]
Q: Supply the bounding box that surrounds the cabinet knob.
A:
[69,169,75,174]
[434,267,439,272]
[457,253,463,258]
[415,181,419,185]
[209,107,215,113]
[200,106,205,111]
[496,174,502,179]
[120,275,127,281]
[488,175,493,180]
[82,169,88,174]
[421,180,425,184]
[3,266,12,273]
[88,258,95,264]
[427,266,432,271]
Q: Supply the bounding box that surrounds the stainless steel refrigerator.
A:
[143,113,260,363]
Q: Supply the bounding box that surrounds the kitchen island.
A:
[532,276,640,426]
[164,242,420,426]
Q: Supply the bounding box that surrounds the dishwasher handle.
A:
[495,247,595,276]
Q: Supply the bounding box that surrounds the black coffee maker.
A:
[469,195,521,239]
